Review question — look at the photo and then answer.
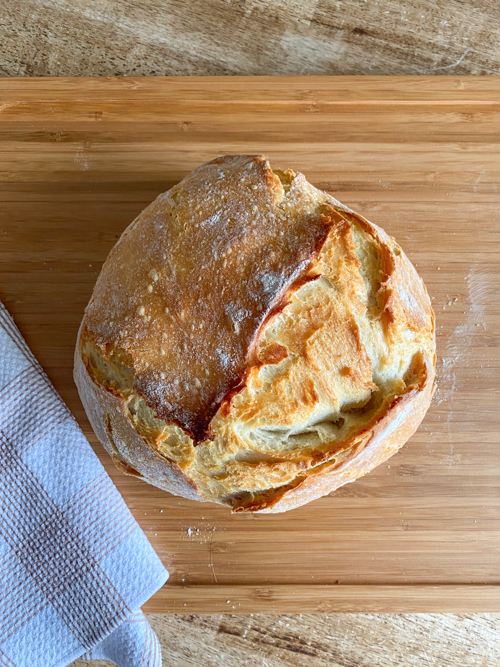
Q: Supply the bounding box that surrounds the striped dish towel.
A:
[0,300,168,667]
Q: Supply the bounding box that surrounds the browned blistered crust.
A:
[74,155,436,513]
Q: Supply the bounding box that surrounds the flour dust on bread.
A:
[75,155,436,513]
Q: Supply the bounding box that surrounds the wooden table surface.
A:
[1,0,500,77]
[2,3,500,665]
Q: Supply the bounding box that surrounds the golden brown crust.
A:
[75,155,436,513]
[74,334,206,502]
[82,155,339,442]
[232,352,435,513]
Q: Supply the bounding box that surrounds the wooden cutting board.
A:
[1,77,499,613]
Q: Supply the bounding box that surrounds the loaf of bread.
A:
[75,155,435,513]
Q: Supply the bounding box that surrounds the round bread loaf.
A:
[75,155,435,513]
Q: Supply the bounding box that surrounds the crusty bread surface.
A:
[75,155,436,513]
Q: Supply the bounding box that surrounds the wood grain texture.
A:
[1,0,499,77]
[1,77,499,618]
[71,613,500,667]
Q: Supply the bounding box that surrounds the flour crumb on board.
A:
[184,524,221,544]
[74,146,91,171]
[437,268,489,405]
[436,268,492,466]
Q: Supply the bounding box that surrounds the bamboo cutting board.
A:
[1,77,499,613]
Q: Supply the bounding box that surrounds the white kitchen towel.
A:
[0,300,168,667]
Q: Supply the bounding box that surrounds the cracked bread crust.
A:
[74,155,436,513]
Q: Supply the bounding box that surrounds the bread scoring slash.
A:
[75,155,436,513]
